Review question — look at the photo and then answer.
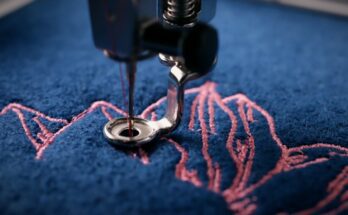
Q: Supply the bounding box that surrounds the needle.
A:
[126,59,136,137]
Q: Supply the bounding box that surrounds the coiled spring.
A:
[163,0,198,25]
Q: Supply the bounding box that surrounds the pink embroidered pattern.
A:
[1,82,347,214]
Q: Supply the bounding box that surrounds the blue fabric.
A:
[1,0,348,214]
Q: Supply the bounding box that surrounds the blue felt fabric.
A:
[0,0,348,214]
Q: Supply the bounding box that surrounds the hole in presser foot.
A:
[119,128,140,137]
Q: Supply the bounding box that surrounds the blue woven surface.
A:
[0,0,348,214]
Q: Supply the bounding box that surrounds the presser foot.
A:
[103,117,159,147]
[103,64,207,148]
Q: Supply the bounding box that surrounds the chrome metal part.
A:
[163,0,198,25]
[126,59,136,136]
[103,64,204,147]
[92,0,218,147]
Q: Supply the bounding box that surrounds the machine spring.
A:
[163,0,199,25]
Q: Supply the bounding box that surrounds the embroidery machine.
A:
[88,0,218,147]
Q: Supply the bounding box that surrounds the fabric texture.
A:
[0,0,348,214]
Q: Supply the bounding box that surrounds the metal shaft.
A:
[126,59,136,137]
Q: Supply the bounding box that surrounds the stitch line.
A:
[1,82,347,214]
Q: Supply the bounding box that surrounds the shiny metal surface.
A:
[97,0,217,147]
[163,0,198,25]
[104,117,159,147]
[126,59,136,136]
[88,0,217,61]
[103,64,207,147]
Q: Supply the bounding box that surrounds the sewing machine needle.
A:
[126,60,136,137]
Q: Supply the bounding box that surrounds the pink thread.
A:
[1,103,68,124]
[212,91,245,200]
[188,95,200,131]
[223,93,288,154]
[101,106,113,121]
[32,116,54,143]
[235,101,256,192]
[0,101,128,159]
[165,137,202,187]
[287,157,329,171]
[151,112,157,121]
[141,97,167,119]
[341,190,348,201]
[229,198,257,215]
[287,154,307,164]
[246,104,254,123]
[328,167,348,193]
[11,108,41,150]
[208,93,216,134]
[2,81,348,214]
[296,166,348,215]
[242,203,257,215]
[33,116,52,136]
[37,133,48,143]
[325,202,348,215]
[289,143,348,154]
[198,83,215,190]
[230,198,251,211]
[221,93,290,201]
[213,162,221,192]
[138,149,149,165]
[238,140,249,163]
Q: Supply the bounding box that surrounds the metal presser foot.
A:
[104,64,204,147]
